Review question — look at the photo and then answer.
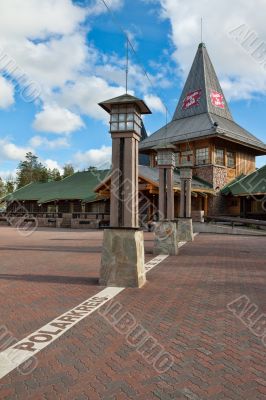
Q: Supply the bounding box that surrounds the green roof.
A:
[2,170,110,204]
[221,165,266,196]
[2,164,215,205]
[220,174,245,195]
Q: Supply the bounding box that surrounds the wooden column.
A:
[110,137,121,227]
[167,167,174,220]
[185,178,192,218]
[204,195,208,216]
[110,133,140,228]
[124,135,139,228]
[180,168,192,218]
[179,180,185,218]
[159,167,166,220]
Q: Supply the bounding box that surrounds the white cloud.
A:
[0,0,86,39]
[144,94,165,113]
[74,145,112,168]
[32,105,84,134]
[29,135,70,149]
[0,0,168,131]
[0,76,14,109]
[160,0,266,100]
[0,169,16,181]
[0,1,125,105]
[52,77,125,122]
[0,1,88,92]
[44,159,63,173]
[0,138,32,161]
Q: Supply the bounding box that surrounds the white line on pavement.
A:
[0,254,169,380]
[0,235,197,380]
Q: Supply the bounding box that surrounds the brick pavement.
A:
[0,227,265,399]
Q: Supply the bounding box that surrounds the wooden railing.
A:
[205,215,266,228]
[72,212,109,220]
[0,212,63,219]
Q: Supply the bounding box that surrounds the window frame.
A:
[227,151,236,168]
[195,147,209,165]
[215,147,225,166]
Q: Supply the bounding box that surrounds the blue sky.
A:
[0,0,265,180]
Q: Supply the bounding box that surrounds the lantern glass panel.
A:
[119,113,126,121]
[110,122,118,131]
[127,113,134,121]
[157,151,175,166]
[111,114,118,122]
[126,121,133,130]
[118,122,126,130]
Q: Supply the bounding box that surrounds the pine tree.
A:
[63,164,74,179]
[49,168,62,181]
[0,178,5,198]
[16,152,49,188]
[5,179,15,194]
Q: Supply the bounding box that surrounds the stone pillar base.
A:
[154,221,178,256]
[177,218,194,242]
[99,228,146,288]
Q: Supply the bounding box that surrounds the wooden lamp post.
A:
[98,93,151,287]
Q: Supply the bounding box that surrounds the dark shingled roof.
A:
[139,165,213,191]
[140,43,266,153]
[99,93,151,114]
[96,165,213,192]
[221,165,266,196]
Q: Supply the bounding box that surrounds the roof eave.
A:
[216,133,266,154]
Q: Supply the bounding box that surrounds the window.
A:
[227,151,236,168]
[195,148,209,165]
[215,148,224,165]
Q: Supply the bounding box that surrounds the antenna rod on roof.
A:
[201,17,203,43]
[125,37,129,94]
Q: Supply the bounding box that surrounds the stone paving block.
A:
[0,228,265,399]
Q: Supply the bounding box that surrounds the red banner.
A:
[210,90,225,109]
[182,89,202,110]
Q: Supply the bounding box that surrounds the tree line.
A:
[0,152,75,198]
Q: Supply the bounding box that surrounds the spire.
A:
[173,43,233,121]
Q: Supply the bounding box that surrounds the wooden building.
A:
[139,43,266,216]
[1,43,266,227]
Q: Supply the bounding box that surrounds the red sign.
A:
[182,89,202,110]
[210,90,225,109]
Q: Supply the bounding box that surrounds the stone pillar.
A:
[154,221,178,256]
[98,93,151,288]
[100,229,146,287]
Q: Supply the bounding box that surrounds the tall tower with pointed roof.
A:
[173,43,233,122]
[140,43,266,215]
